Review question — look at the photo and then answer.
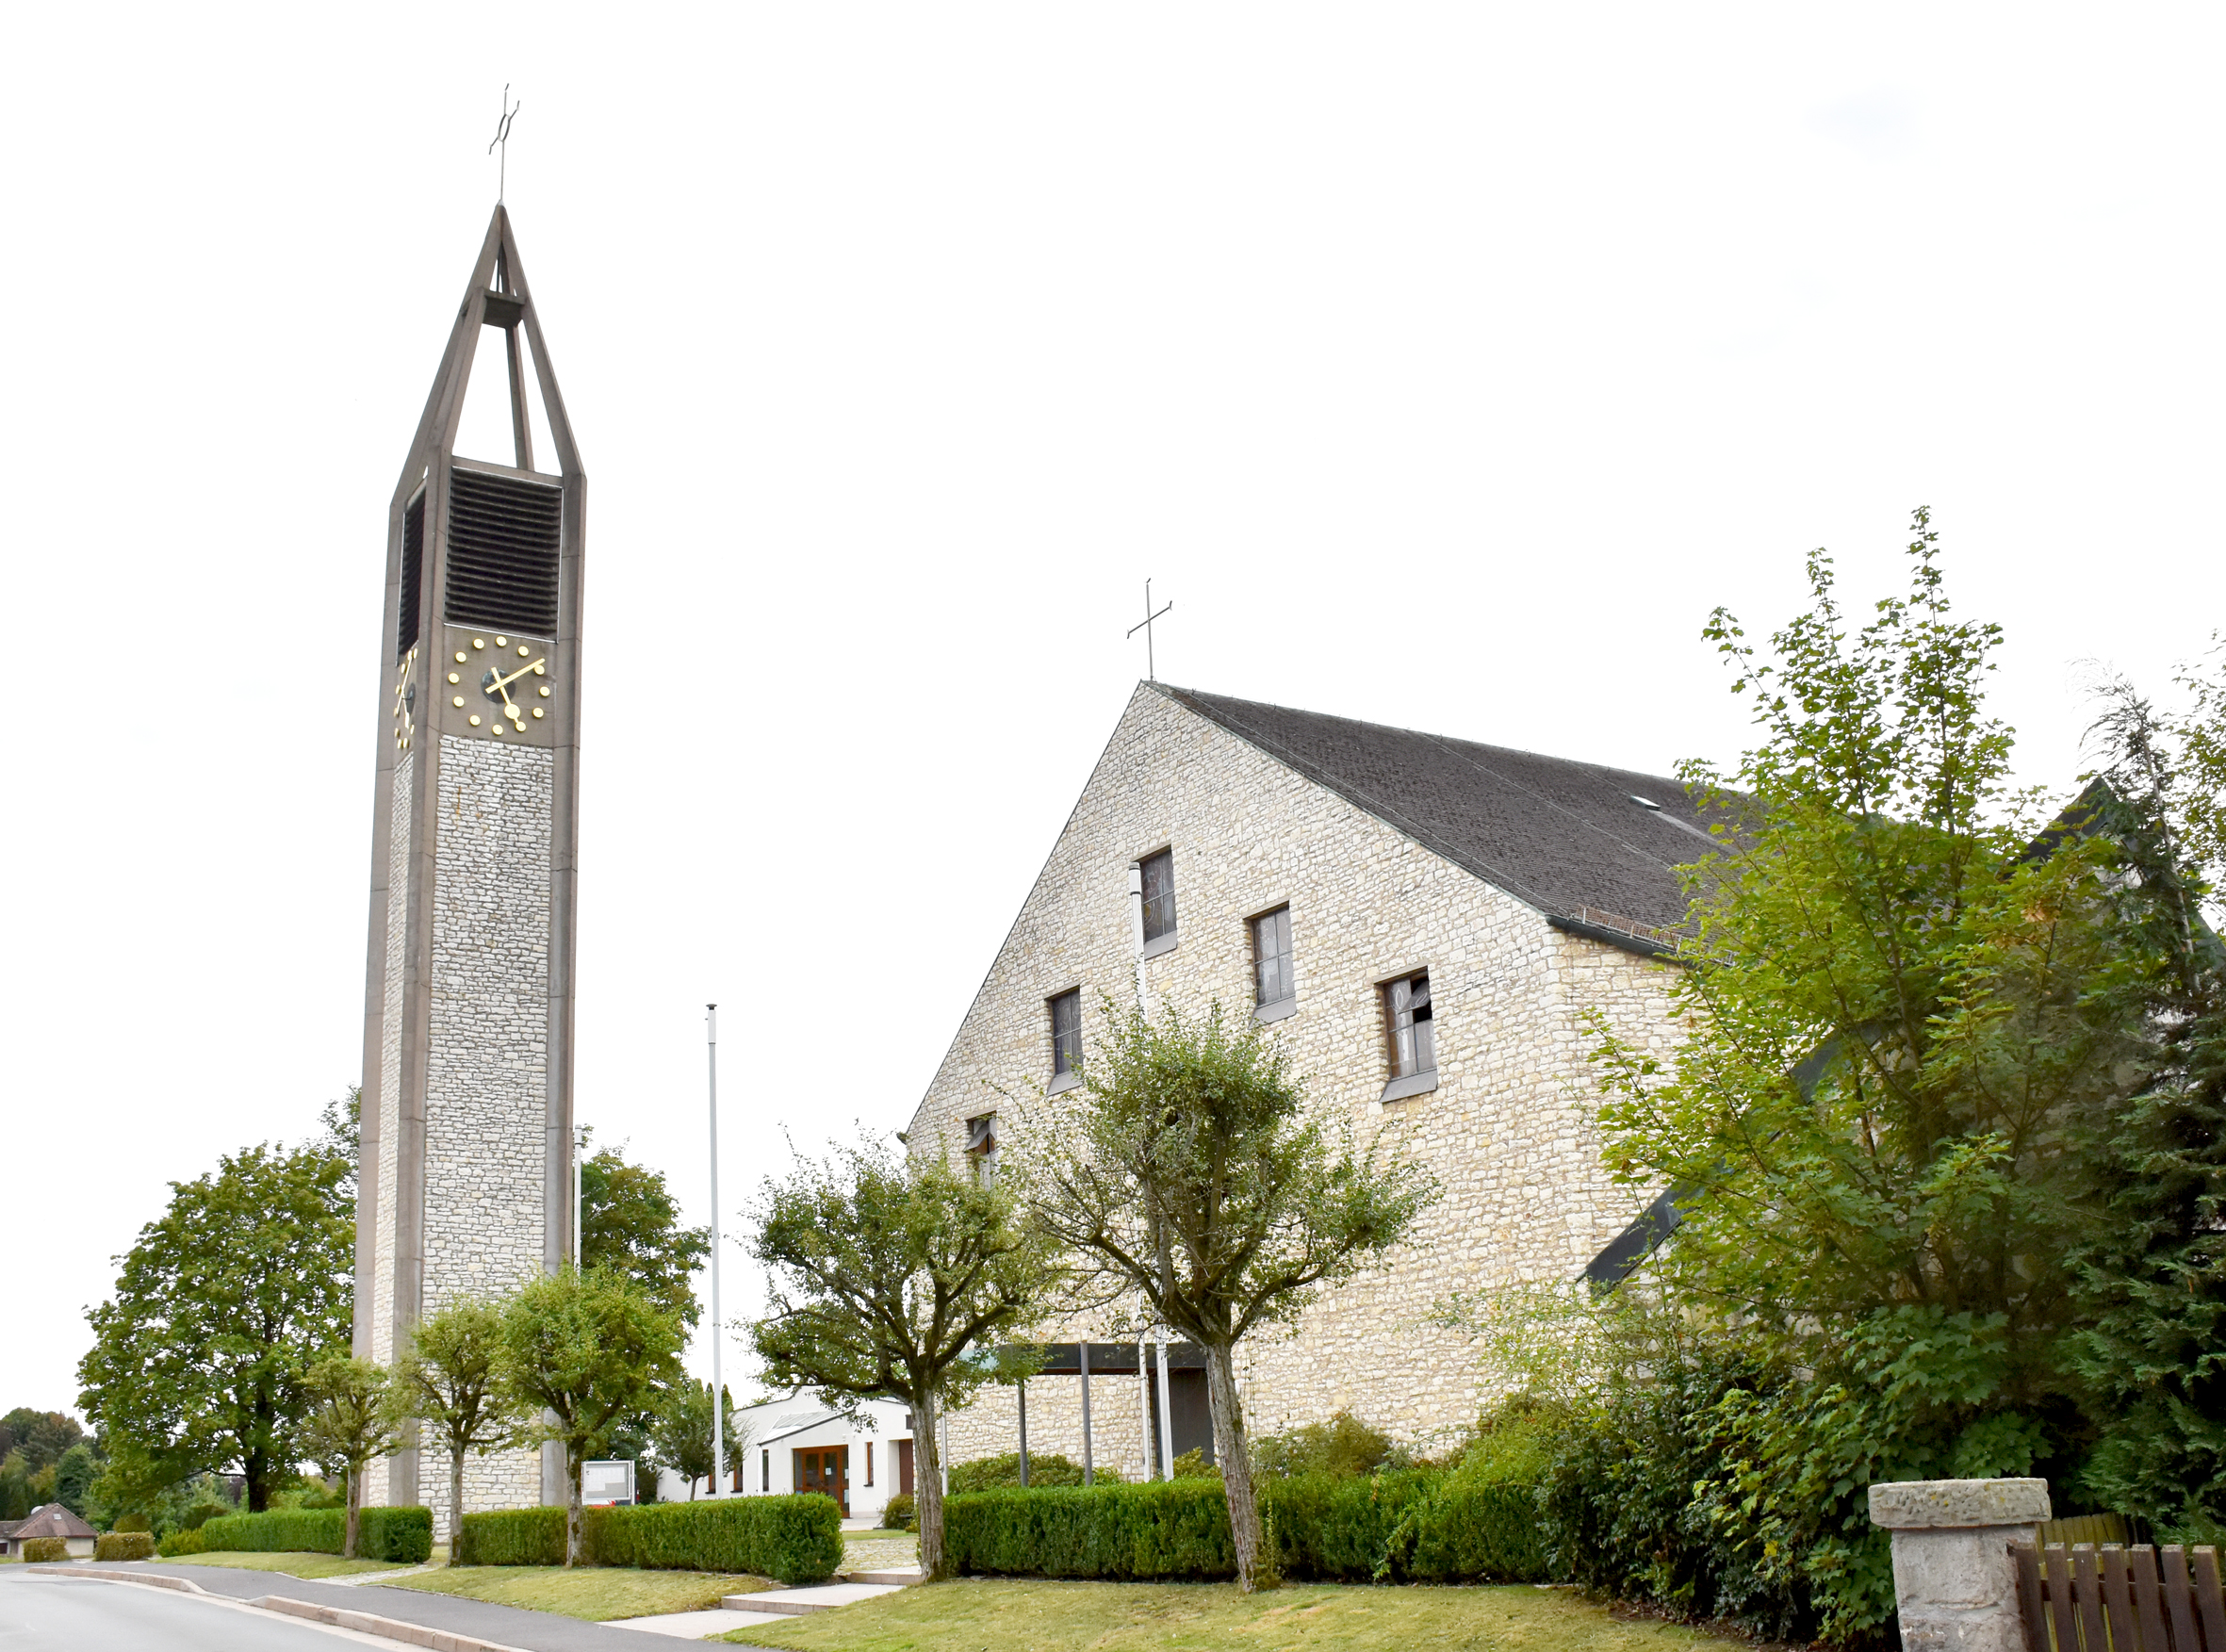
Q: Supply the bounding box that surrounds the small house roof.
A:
[14,1503,97,1540]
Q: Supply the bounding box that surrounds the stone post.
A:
[1868,1479,2052,1652]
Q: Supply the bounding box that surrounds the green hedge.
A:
[156,1527,206,1557]
[198,1506,431,1563]
[455,1496,843,1586]
[20,1538,69,1563]
[96,1532,156,1561]
[941,1471,1549,1583]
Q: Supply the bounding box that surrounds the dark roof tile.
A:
[1157,684,1730,930]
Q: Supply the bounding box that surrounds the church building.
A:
[909,680,1724,1473]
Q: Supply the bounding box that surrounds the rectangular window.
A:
[1140,849,1176,943]
[865,1441,875,1486]
[1252,907,1294,1008]
[965,1112,999,1186]
[1049,990,1082,1083]
[1383,971,1436,1078]
[761,1449,769,1493]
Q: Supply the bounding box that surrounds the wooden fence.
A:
[2013,1543,2226,1652]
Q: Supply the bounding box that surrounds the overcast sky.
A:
[3,5,2220,1419]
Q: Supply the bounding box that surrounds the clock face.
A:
[393,645,419,752]
[441,628,556,744]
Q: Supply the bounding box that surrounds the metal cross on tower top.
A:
[489,85,522,204]
[1127,580,1173,682]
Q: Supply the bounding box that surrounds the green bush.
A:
[95,1532,156,1561]
[20,1538,69,1562]
[198,1505,431,1562]
[455,1496,843,1585]
[880,1493,915,1529]
[180,1501,228,1531]
[948,1452,1125,1492]
[156,1527,206,1557]
[941,1471,1547,1584]
[944,1480,1236,1579]
[112,1513,151,1534]
[1252,1410,1395,1479]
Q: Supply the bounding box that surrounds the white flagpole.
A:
[708,1004,726,1499]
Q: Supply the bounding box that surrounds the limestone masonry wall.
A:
[369,760,411,1369]
[417,733,553,1520]
[914,685,1686,1464]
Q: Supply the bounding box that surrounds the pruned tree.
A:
[300,1355,405,1559]
[499,1266,684,1567]
[397,1297,529,1555]
[750,1132,1051,1580]
[1021,1000,1437,1592]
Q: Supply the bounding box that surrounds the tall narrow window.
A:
[865,1441,875,1487]
[965,1112,999,1186]
[761,1449,769,1493]
[1140,849,1177,945]
[1252,907,1294,1010]
[1049,990,1083,1089]
[1383,972,1436,1078]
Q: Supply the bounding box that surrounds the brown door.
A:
[897,1438,914,1497]
[793,1447,851,1516]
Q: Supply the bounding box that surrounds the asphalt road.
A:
[0,1570,385,1649]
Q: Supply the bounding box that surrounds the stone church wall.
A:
[915,685,1687,1465]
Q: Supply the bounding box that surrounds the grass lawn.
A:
[723,1578,1722,1651]
[386,1564,774,1621]
[167,1551,426,1580]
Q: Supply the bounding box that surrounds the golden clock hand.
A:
[489,656,547,692]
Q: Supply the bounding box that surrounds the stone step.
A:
[723,1582,907,1615]
[840,1566,924,1585]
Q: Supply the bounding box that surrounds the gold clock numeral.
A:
[532,707,544,719]
[454,651,466,663]
[453,695,465,708]
[472,638,485,650]
[449,672,460,684]
[533,662,546,676]
[517,645,530,656]
[495,635,508,647]
[468,714,482,727]
[538,685,550,697]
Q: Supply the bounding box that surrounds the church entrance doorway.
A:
[794,1446,849,1515]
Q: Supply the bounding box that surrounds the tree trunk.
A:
[344,1464,361,1560]
[565,1448,582,1569]
[1203,1340,1265,1592]
[913,1388,947,1580]
[450,1444,466,1561]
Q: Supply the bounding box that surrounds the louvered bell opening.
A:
[442,467,561,635]
[397,490,426,661]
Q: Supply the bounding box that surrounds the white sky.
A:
[3,5,2220,1421]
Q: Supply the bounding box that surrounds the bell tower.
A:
[355,206,585,1517]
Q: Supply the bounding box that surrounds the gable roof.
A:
[11,1503,96,1540]
[1155,685,1732,933]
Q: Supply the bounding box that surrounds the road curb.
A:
[26,1564,208,1595]
[257,1593,540,1652]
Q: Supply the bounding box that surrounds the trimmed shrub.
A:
[362,1507,434,1564]
[95,1532,156,1561]
[951,1452,1098,1493]
[880,1493,915,1530]
[455,1496,843,1585]
[20,1538,69,1562]
[156,1527,207,1557]
[944,1480,1236,1579]
[940,1470,1548,1584]
[199,1505,431,1562]
[1252,1410,1395,1480]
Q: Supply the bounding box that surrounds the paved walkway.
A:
[62,1562,789,1652]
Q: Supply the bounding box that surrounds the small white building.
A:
[657,1396,915,1523]
[0,1504,97,1558]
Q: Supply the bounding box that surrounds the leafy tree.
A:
[499,1265,684,1567]
[751,1132,1050,1580]
[2062,659,2226,1532]
[300,1356,404,1558]
[0,1410,85,1471]
[1022,999,1435,1592]
[52,1443,100,1519]
[317,1088,363,1197]
[78,1141,353,1510]
[583,1140,711,1330]
[396,1297,529,1554]
[0,1453,28,1522]
[1578,518,2199,1636]
[651,1380,752,1500]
